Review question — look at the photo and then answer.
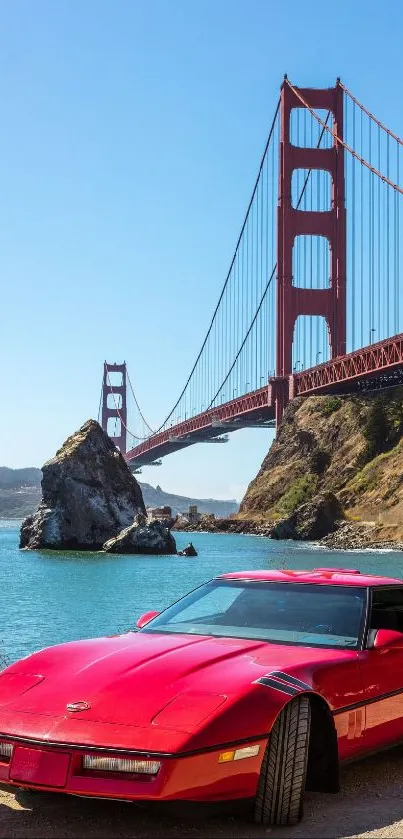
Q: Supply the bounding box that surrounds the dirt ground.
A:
[2,747,403,839]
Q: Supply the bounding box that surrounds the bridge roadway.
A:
[125,332,403,469]
[125,387,275,468]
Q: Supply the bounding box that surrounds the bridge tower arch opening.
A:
[101,362,127,455]
[275,79,346,422]
[292,315,331,372]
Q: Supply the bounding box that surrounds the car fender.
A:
[181,672,315,753]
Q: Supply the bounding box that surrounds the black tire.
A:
[254,695,311,826]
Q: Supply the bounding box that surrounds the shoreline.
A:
[174,518,403,552]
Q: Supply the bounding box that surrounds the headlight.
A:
[0,742,13,760]
[82,755,161,775]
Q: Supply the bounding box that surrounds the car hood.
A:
[0,631,354,752]
[1,632,269,722]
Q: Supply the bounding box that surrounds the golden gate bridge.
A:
[98,77,403,471]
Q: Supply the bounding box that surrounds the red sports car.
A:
[1,567,403,825]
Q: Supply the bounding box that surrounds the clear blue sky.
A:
[1,0,403,501]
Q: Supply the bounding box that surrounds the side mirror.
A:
[372,628,403,650]
[136,610,160,629]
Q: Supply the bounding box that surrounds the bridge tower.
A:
[101,361,127,455]
[275,78,346,423]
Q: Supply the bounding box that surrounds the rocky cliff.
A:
[20,420,146,550]
[240,388,403,547]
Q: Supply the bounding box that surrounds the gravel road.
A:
[2,746,403,838]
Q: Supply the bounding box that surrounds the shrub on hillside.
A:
[360,398,389,465]
[316,396,342,417]
[275,474,318,516]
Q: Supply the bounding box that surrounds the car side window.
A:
[370,588,403,634]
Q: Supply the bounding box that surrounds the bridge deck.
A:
[125,332,403,469]
[125,387,274,467]
[295,333,403,396]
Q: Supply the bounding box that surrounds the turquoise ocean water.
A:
[2,520,403,664]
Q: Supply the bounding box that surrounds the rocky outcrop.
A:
[270,493,343,541]
[20,420,146,551]
[103,516,176,555]
[173,514,274,537]
[171,514,192,531]
[177,542,198,556]
[173,513,217,532]
[238,387,403,548]
[320,521,403,551]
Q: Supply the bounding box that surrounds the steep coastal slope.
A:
[240,387,403,545]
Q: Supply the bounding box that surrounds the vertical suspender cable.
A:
[351,95,356,350]
[397,143,400,332]
[360,108,364,350]
[377,124,381,340]
[386,133,390,337]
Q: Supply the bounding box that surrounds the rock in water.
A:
[103,517,176,555]
[178,542,198,556]
[20,420,146,550]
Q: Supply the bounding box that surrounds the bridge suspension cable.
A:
[286,79,403,195]
[339,81,403,147]
[126,369,155,436]
[123,89,334,441]
[109,78,403,458]
[103,370,154,445]
[209,110,332,405]
[285,78,403,358]
[143,96,282,435]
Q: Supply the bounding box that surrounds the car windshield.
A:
[141,580,366,649]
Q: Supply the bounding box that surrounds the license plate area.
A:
[10,746,70,787]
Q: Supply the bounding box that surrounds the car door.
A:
[358,586,403,752]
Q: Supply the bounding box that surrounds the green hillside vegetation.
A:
[240,387,403,544]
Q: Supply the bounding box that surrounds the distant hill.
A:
[0,467,42,489]
[0,487,42,519]
[139,483,238,518]
[0,468,238,519]
[0,468,42,518]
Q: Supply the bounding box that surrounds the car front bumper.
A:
[0,737,265,803]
